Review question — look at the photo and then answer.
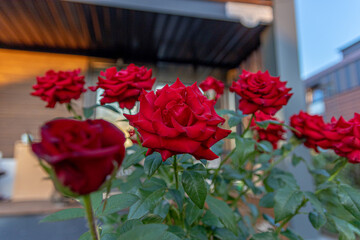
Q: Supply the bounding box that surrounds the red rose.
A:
[124,79,231,161]
[89,64,156,109]
[290,111,328,152]
[230,70,292,115]
[251,111,286,149]
[31,69,86,108]
[199,76,224,101]
[31,119,126,194]
[322,114,360,163]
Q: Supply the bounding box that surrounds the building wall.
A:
[324,86,360,121]
[0,49,90,157]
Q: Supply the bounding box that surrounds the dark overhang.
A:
[0,0,270,69]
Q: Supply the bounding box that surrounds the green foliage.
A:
[181,171,207,209]
[274,187,304,223]
[144,152,163,177]
[206,196,238,234]
[41,208,85,222]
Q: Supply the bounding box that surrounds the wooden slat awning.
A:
[0,0,269,69]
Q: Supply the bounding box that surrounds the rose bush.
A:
[31,69,86,108]
[90,64,155,109]
[199,76,224,101]
[31,65,360,240]
[230,70,292,115]
[32,119,125,195]
[124,78,231,161]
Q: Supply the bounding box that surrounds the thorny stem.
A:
[83,195,100,240]
[173,155,179,190]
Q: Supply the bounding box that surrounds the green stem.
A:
[211,148,236,186]
[66,103,82,120]
[315,159,347,195]
[173,155,179,190]
[241,114,255,137]
[275,199,308,234]
[83,195,100,240]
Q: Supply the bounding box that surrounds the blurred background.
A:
[0,0,359,239]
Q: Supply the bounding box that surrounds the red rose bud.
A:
[230,70,292,115]
[89,64,156,109]
[199,76,224,101]
[128,129,143,144]
[290,111,329,152]
[31,69,86,108]
[251,111,286,150]
[124,78,231,161]
[32,119,126,195]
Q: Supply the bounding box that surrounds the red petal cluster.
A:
[291,111,360,163]
[199,76,225,101]
[230,70,292,115]
[251,111,286,149]
[90,64,155,109]
[32,119,126,195]
[290,111,328,152]
[124,79,231,161]
[31,69,86,108]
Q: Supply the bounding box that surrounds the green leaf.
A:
[185,199,203,225]
[206,196,237,234]
[255,120,273,129]
[281,229,303,240]
[144,152,163,177]
[338,184,360,220]
[259,192,275,208]
[251,232,279,240]
[202,210,223,228]
[83,105,97,119]
[274,187,304,223]
[214,228,237,240]
[100,193,139,215]
[330,215,357,240]
[128,188,165,219]
[142,177,167,192]
[181,171,207,209]
[256,141,273,153]
[168,226,186,239]
[118,224,168,240]
[291,155,303,166]
[153,200,170,219]
[101,233,119,240]
[141,214,164,224]
[308,211,326,229]
[123,147,147,169]
[304,192,323,213]
[186,163,207,176]
[228,115,242,128]
[40,208,85,222]
[244,179,262,195]
[79,232,91,240]
[101,104,121,114]
[90,191,104,213]
[159,231,182,240]
[233,137,255,166]
[118,219,143,234]
[168,189,183,212]
[189,226,208,240]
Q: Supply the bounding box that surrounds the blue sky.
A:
[295,0,360,79]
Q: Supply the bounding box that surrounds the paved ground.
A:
[0,215,87,240]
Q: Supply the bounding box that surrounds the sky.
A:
[294,0,360,79]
